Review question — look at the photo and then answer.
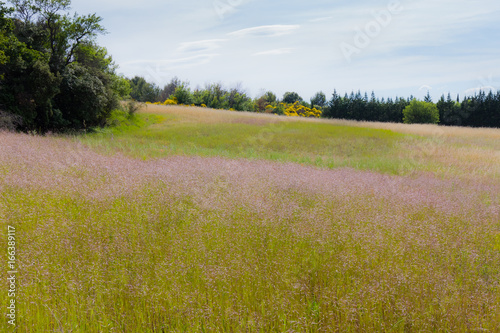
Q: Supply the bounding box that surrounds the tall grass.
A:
[1,106,499,331]
[81,105,500,180]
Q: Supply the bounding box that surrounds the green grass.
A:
[82,112,415,175]
[3,184,499,332]
[1,106,499,332]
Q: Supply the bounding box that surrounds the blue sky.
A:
[70,0,500,101]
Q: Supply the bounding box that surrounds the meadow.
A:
[1,104,499,332]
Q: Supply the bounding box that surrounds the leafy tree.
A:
[0,2,13,67]
[172,83,193,105]
[0,0,122,131]
[254,95,267,112]
[129,76,160,103]
[159,76,180,102]
[223,85,252,111]
[403,99,439,124]
[310,91,326,108]
[263,91,276,104]
[282,91,302,104]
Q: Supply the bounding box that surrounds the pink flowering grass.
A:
[1,130,499,332]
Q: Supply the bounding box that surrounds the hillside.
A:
[1,105,499,332]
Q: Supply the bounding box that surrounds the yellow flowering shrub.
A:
[265,105,275,113]
[201,104,207,108]
[163,98,177,105]
[283,102,321,118]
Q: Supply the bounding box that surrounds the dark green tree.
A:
[159,76,181,102]
[129,76,160,103]
[310,91,326,108]
[0,0,122,131]
[172,83,193,105]
[263,91,276,104]
[282,91,302,104]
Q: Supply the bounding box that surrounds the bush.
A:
[125,100,141,117]
[283,102,322,118]
[403,99,439,124]
[129,76,160,103]
[0,110,22,130]
[55,64,109,129]
[162,98,177,105]
[282,91,303,104]
[172,85,193,105]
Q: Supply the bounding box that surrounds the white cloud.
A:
[228,25,300,38]
[253,48,294,56]
[177,39,227,53]
[308,16,333,23]
[124,54,218,72]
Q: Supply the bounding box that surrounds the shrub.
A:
[172,85,194,105]
[264,105,275,113]
[0,110,22,130]
[403,99,439,124]
[283,102,322,118]
[163,98,177,105]
[282,91,303,104]
[125,100,141,117]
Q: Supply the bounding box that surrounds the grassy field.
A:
[1,104,499,332]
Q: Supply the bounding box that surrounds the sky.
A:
[69,0,500,101]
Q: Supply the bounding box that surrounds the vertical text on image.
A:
[7,226,16,326]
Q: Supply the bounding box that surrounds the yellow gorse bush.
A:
[163,98,178,105]
[146,97,179,106]
[282,102,321,118]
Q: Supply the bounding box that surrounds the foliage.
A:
[159,76,181,102]
[324,90,408,123]
[128,76,160,103]
[163,98,177,105]
[282,101,322,118]
[282,91,303,104]
[190,82,253,111]
[403,99,439,124]
[310,91,326,108]
[171,82,193,105]
[0,2,13,68]
[263,90,276,104]
[55,63,109,129]
[0,0,123,132]
[125,99,140,116]
[447,91,500,128]
[437,93,462,126]
[253,94,267,112]
[0,109,22,129]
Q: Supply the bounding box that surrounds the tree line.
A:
[1,0,498,132]
[322,90,500,128]
[129,76,500,128]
